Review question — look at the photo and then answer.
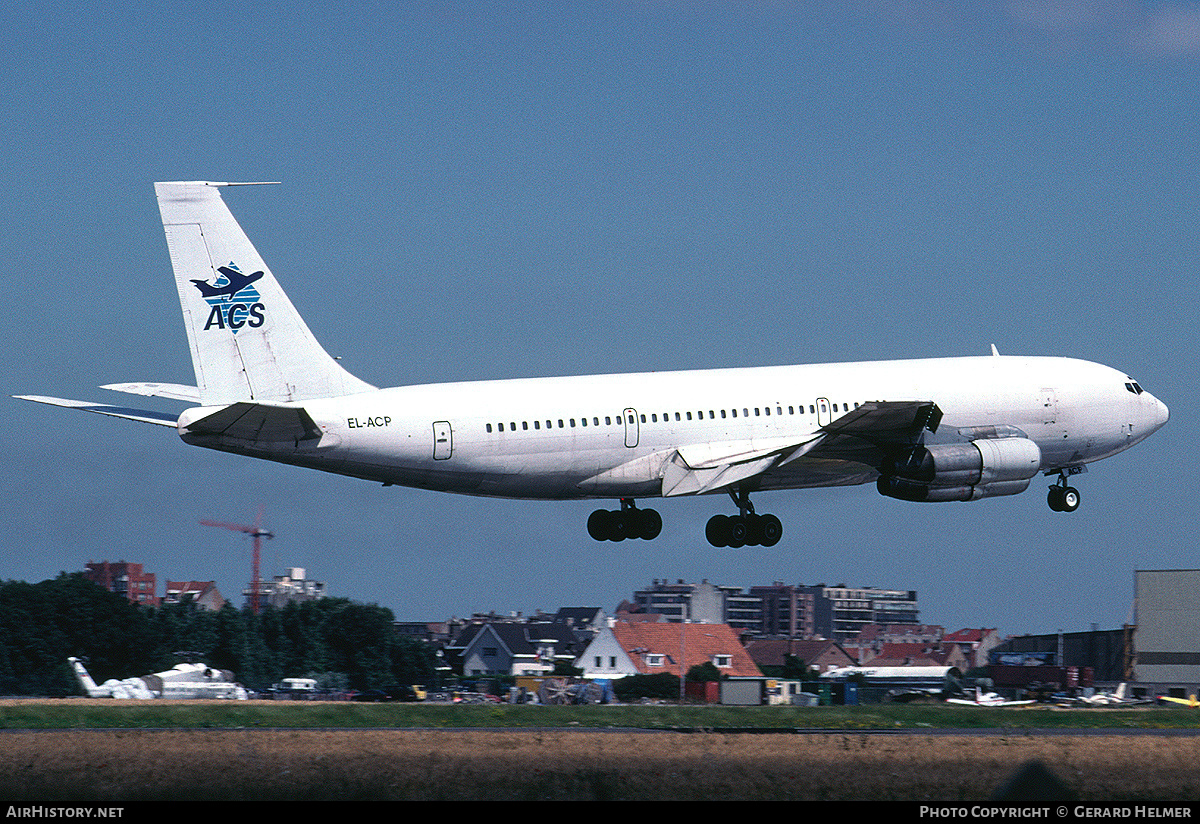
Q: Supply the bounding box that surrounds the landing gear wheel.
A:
[742,514,761,546]
[726,516,748,548]
[706,514,730,547]
[757,514,783,547]
[1060,486,1080,512]
[636,508,663,540]
[587,502,662,541]
[1047,484,1081,513]
[1047,487,1063,512]
[587,509,612,541]
[706,489,784,548]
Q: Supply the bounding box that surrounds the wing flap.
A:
[676,433,824,469]
[662,451,780,497]
[819,400,942,440]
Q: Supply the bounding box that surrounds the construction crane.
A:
[201,507,273,614]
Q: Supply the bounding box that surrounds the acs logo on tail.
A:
[192,264,266,332]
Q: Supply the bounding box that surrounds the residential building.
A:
[631,579,738,624]
[453,621,584,677]
[859,641,968,670]
[250,567,327,609]
[942,628,1002,671]
[749,583,822,638]
[551,607,608,643]
[802,584,919,641]
[844,624,945,662]
[628,579,919,641]
[743,638,857,675]
[393,621,454,644]
[576,621,761,680]
[163,580,226,611]
[84,561,159,607]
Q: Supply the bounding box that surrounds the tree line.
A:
[0,573,440,696]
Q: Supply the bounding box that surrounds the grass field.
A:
[3,697,1200,730]
[3,700,1199,801]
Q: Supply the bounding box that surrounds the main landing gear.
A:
[705,488,783,548]
[588,498,662,542]
[1047,472,1081,513]
[587,490,783,546]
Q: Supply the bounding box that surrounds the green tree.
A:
[389,634,440,687]
[324,600,394,690]
[0,574,152,696]
[0,573,444,696]
[782,655,817,680]
[687,661,722,682]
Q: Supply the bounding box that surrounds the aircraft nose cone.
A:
[1154,396,1170,430]
[1142,393,1169,436]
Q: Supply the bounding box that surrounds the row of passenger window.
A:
[484,401,858,434]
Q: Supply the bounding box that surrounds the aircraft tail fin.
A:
[155,182,376,405]
[68,657,107,698]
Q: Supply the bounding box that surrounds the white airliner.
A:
[17,182,1169,547]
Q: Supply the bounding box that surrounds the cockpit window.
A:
[1125,381,1144,395]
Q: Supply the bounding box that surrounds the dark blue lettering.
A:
[203,305,225,330]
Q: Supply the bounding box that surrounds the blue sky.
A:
[3,3,1196,638]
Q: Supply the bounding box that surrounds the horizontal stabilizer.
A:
[102,382,201,402]
[13,395,178,427]
[180,402,322,443]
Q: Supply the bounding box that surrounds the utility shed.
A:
[1135,570,1200,684]
[719,677,765,706]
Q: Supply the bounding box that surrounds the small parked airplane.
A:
[1066,683,1151,707]
[946,687,1035,707]
[17,182,1169,546]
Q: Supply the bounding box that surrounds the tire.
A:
[727,516,748,549]
[743,514,762,546]
[1060,486,1080,512]
[637,508,662,540]
[587,509,611,541]
[1047,487,1064,512]
[758,514,783,547]
[609,511,629,542]
[706,514,729,547]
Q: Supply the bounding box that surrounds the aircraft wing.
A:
[1159,695,1200,708]
[660,400,941,497]
[946,697,1034,706]
[13,395,179,427]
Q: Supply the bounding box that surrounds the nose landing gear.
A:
[1047,472,1081,512]
[705,488,783,548]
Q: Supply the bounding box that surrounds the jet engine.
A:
[877,436,1041,503]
